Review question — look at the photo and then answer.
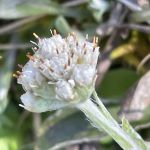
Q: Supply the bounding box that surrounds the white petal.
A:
[56,80,74,100]
[17,61,45,91]
[73,64,95,86]
[21,92,69,112]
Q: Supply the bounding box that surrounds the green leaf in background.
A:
[0,137,18,150]
[0,0,85,19]
[36,109,108,150]
[55,16,72,36]
[0,106,22,150]
[98,68,140,99]
[55,16,84,39]
[0,51,16,114]
[88,0,110,22]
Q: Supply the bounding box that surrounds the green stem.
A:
[77,90,146,150]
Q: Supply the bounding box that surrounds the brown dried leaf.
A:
[119,71,150,121]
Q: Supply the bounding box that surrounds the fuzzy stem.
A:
[77,91,146,150]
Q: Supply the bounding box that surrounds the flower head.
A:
[16,30,99,112]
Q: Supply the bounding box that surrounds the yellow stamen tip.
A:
[33,33,39,39]
[53,29,57,35]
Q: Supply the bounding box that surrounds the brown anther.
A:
[38,66,43,70]
[39,58,44,63]
[53,29,57,35]
[71,51,74,58]
[93,36,96,44]
[49,67,54,72]
[60,72,64,76]
[93,40,97,51]
[68,57,71,66]
[76,41,78,46]
[56,48,59,54]
[33,33,40,40]
[83,43,86,48]
[18,64,23,69]
[13,73,19,78]
[16,71,22,75]
[64,64,67,69]
[26,52,35,62]
[84,48,87,55]
[93,47,95,52]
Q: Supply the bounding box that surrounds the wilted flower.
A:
[15,30,99,112]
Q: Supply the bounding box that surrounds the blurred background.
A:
[0,0,150,149]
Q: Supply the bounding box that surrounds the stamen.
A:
[93,47,95,52]
[53,29,57,35]
[71,32,75,36]
[71,32,76,40]
[16,71,22,75]
[76,41,78,46]
[68,57,71,66]
[39,58,44,63]
[18,64,23,69]
[83,43,86,48]
[33,33,40,40]
[26,52,35,62]
[32,48,36,53]
[71,51,74,58]
[27,52,31,55]
[49,67,54,72]
[50,29,53,36]
[96,37,99,44]
[86,34,88,40]
[70,32,74,37]
[56,48,59,54]
[30,40,38,46]
[93,36,96,44]
[19,104,25,108]
[93,36,98,51]
[38,66,43,70]
[13,73,19,78]
[77,57,83,64]
[64,64,67,69]
[32,47,38,52]
[84,48,87,55]
[48,81,56,84]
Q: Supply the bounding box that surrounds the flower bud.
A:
[17,31,99,112]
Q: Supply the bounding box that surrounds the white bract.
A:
[16,31,99,112]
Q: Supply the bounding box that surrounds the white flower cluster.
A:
[15,30,99,112]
